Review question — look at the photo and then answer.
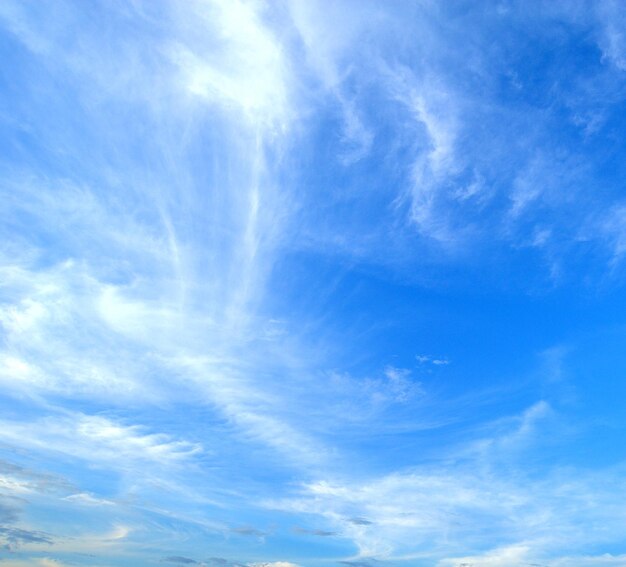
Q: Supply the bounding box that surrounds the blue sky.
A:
[2,1,626,566]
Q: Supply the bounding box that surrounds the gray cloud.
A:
[0,459,75,494]
[206,558,246,567]
[294,526,338,537]
[0,500,20,524]
[347,517,373,526]
[0,526,54,550]
[164,557,199,565]
[231,527,266,537]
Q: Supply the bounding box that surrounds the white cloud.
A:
[267,401,626,559]
[0,413,202,467]
[170,0,291,130]
[63,493,116,506]
[4,2,626,565]
[379,366,422,402]
[439,549,626,567]
[596,0,626,71]
[416,355,450,366]
[0,560,74,567]
[601,203,626,263]
[289,0,377,161]
[437,544,531,567]
[549,553,626,566]
[0,262,159,400]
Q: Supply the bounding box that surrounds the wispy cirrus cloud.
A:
[3,1,626,566]
[267,401,626,562]
[0,413,202,467]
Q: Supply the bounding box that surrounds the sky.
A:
[3,1,626,566]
